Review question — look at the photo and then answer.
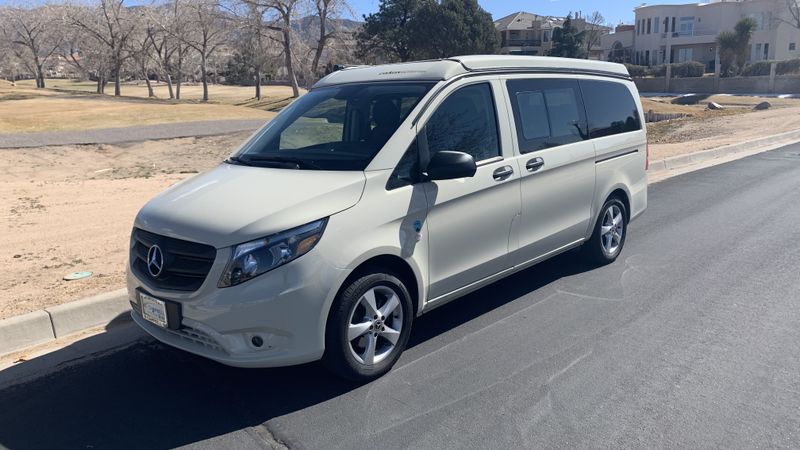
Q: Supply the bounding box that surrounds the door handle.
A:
[526,157,545,172]
[492,166,514,181]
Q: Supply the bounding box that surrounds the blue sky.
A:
[348,1,700,26]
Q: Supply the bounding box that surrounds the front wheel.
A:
[584,198,628,265]
[323,271,413,381]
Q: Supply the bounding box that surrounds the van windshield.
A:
[230,82,435,171]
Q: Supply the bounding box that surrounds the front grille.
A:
[131,228,217,292]
[168,326,225,353]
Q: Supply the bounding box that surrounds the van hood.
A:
[135,163,365,248]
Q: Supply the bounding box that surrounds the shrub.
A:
[624,64,648,78]
[742,61,774,76]
[777,58,800,75]
[670,61,705,78]
[647,64,666,77]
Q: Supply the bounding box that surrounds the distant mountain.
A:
[293,15,363,38]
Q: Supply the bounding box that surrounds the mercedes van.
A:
[128,55,647,380]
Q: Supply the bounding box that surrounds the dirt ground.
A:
[646,103,800,160]
[0,133,246,319]
[2,97,800,319]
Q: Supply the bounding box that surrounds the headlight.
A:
[218,218,327,287]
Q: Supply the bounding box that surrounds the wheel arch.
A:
[607,187,631,222]
[320,249,425,350]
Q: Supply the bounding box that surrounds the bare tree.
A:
[231,2,280,99]
[582,11,607,57]
[58,17,114,93]
[0,5,63,88]
[308,0,351,81]
[243,0,300,97]
[67,0,137,96]
[785,0,800,29]
[143,7,176,98]
[180,0,227,102]
[128,11,160,97]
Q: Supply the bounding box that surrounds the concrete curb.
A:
[0,311,55,355]
[0,289,130,357]
[649,129,800,174]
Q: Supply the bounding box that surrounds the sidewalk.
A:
[0,119,266,148]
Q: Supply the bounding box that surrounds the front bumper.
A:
[127,247,346,368]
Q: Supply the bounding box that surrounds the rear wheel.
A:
[584,198,628,265]
[323,271,413,381]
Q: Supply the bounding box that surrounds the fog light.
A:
[251,335,264,348]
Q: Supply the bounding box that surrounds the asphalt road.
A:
[2,143,800,449]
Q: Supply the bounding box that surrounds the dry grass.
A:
[0,80,283,133]
[0,97,275,133]
[14,78,304,107]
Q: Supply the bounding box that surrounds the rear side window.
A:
[506,79,587,153]
[580,80,642,139]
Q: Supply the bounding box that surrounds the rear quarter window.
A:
[579,80,642,139]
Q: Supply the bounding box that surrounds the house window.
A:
[791,43,797,51]
[764,43,769,60]
[647,18,652,34]
[679,17,694,36]
[677,48,693,62]
[672,17,676,33]
[645,50,650,66]
[655,17,660,34]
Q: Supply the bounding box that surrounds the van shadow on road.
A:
[0,250,596,449]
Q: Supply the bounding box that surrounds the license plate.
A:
[140,293,168,328]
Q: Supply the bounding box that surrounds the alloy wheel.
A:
[600,204,624,256]
[346,285,404,365]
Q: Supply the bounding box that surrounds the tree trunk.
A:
[165,72,174,99]
[311,11,326,81]
[143,65,154,98]
[167,75,174,99]
[201,53,209,102]
[114,60,122,96]
[255,70,262,100]
[283,28,300,98]
[175,50,183,100]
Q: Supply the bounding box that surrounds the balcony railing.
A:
[660,29,717,39]
[501,39,544,48]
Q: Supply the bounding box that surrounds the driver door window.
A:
[425,83,501,162]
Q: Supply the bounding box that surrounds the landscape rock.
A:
[671,94,709,105]
[708,102,724,110]
[754,101,771,111]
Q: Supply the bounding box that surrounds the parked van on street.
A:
[128,55,648,380]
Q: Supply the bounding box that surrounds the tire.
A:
[584,197,628,265]
[323,270,414,381]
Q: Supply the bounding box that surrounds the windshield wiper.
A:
[226,156,252,166]
[238,155,323,170]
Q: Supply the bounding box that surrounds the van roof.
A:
[313,55,630,89]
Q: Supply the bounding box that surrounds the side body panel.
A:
[499,74,597,265]
[587,78,648,231]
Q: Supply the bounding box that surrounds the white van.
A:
[128,56,647,380]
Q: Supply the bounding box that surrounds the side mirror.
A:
[424,151,477,181]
